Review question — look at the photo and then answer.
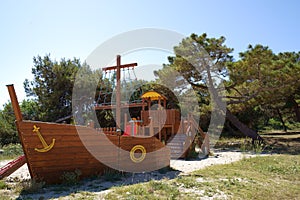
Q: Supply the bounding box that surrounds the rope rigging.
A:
[96,70,113,106]
[95,66,143,106]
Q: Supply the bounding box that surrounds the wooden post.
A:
[180,118,184,135]
[147,98,151,110]
[124,113,128,130]
[149,117,154,136]
[87,120,95,128]
[116,55,121,131]
[158,97,161,109]
[142,126,145,136]
[163,128,167,143]
[6,85,22,122]
[158,110,161,141]
[142,98,145,110]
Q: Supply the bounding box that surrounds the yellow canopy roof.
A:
[141,91,167,101]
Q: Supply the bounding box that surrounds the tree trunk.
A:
[226,109,263,141]
[291,98,300,122]
[205,67,263,141]
[276,108,287,132]
[225,121,243,137]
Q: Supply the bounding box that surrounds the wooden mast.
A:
[6,84,23,121]
[101,55,138,131]
[116,55,121,130]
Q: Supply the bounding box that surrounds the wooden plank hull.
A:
[16,120,170,184]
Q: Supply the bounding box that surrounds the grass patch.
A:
[66,191,96,200]
[0,180,8,189]
[190,154,300,199]
[105,155,300,199]
[176,176,202,188]
[105,179,180,200]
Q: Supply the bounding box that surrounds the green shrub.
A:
[19,179,45,194]
[0,180,8,189]
[60,169,82,185]
[2,143,23,156]
[102,168,123,182]
[263,118,284,130]
[286,121,300,130]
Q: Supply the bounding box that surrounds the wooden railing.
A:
[96,127,118,135]
[188,114,206,138]
[141,109,180,126]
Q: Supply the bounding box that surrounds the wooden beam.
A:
[6,84,23,121]
[102,63,137,71]
[94,102,147,110]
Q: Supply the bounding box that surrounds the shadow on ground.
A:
[212,133,300,155]
[263,136,300,155]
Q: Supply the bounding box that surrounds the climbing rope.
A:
[95,67,143,106]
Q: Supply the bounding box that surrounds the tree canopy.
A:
[155,33,300,139]
[1,34,299,146]
[23,54,81,122]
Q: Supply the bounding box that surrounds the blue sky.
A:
[0,0,299,107]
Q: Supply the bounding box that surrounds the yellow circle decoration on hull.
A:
[130,145,146,163]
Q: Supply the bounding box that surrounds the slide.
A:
[0,155,26,179]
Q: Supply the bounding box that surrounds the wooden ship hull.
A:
[8,85,170,184]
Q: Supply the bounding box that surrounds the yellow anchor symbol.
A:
[33,125,55,153]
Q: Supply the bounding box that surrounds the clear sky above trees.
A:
[0,0,300,107]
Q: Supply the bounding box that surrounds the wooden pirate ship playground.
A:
[0,55,208,184]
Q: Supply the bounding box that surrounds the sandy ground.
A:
[0,162,31,181]
[0,150,261,199]
[0,151,256,181]
[171,150,257,174]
